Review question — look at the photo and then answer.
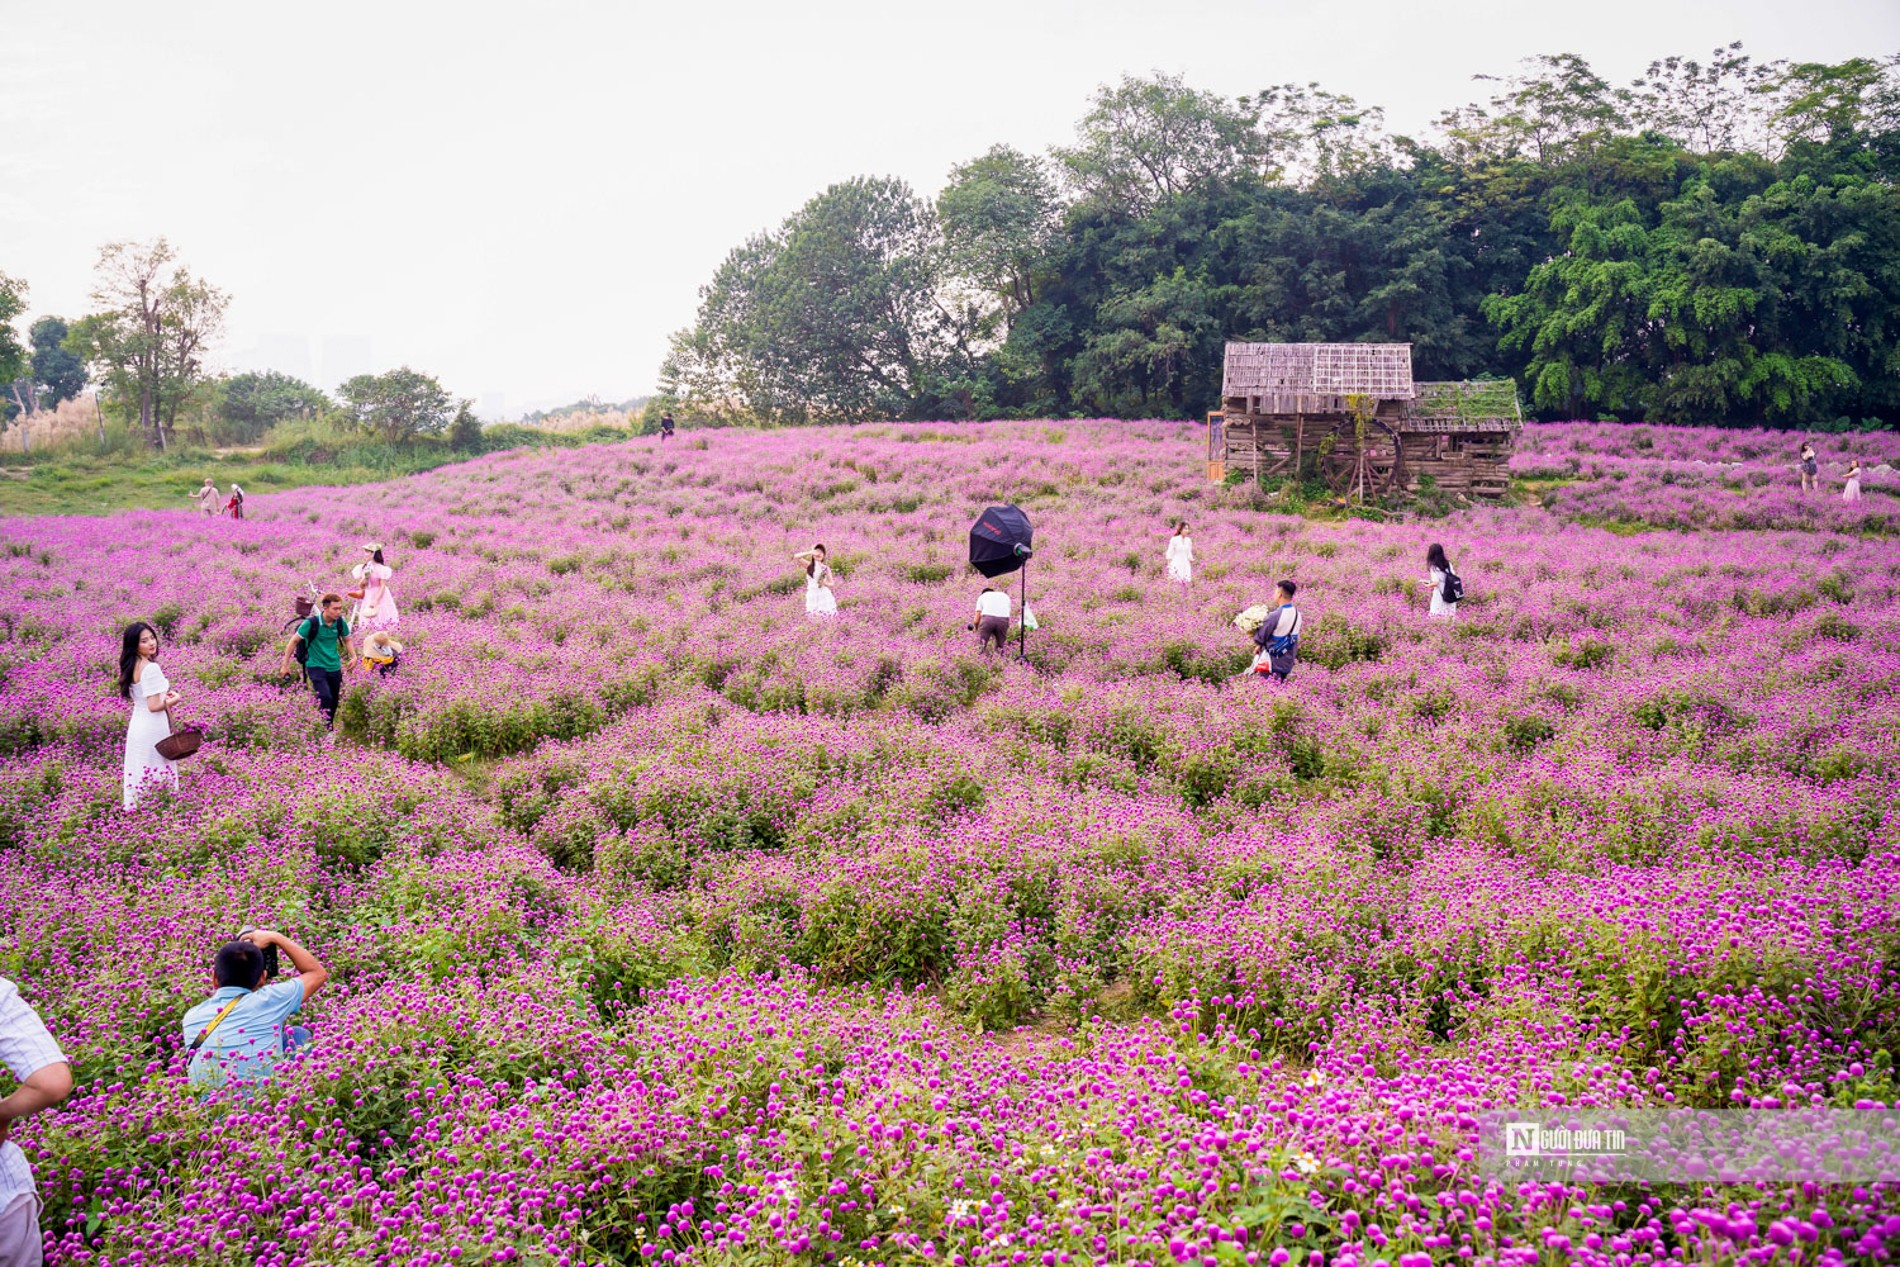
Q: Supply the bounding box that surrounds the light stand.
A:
[1018,559,1028,662]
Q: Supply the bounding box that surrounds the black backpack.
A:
[1441,569,1465,604]
[293,616,316,666]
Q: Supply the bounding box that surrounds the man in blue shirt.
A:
[1250,580,1303,681]
[181,928,328,1091]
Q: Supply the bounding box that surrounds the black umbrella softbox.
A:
[969,505,1034,578]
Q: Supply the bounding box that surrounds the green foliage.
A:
[338,368,456,443]
[448,403,484,452]
[1552,637,1615,671]
[663,53,1900,428]
[214,370,330,444]
[65,239,229,450]
[661,176,962,424]
[0,273,27,398]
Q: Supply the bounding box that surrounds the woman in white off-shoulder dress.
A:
[119,622,180,810]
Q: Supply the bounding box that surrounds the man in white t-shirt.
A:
[972,585,1012,653]
[0,977,73,1267]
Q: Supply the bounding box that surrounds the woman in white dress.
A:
[1165,523,1194,583]
[352,543,400,628]
[1844,460,1863,503]
[119,622,181,810]
[793,543,837,616]
[1425,543,1459,620]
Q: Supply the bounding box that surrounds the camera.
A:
[236,926,280,978]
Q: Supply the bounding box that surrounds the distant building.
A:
[1209,342,1521,500]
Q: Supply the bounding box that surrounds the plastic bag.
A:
[1023,606,1039,631]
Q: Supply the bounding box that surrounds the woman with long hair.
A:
[1425,543,1459,620]
[1800,443,1818,494]
[1165,522,1194,584]
[119,622,181,809]
[352,543,400,628]
[1844,460,1863,504]
[792,543,837,616]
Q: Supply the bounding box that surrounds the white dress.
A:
[804,563,837,616]
[1845,471,1863,503]
[1165,535,1193,583]
[357,562,399,627]
[123,663,178,809]
[1428,567,1458,619]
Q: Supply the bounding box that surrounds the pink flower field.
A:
[1,419,1898,1266]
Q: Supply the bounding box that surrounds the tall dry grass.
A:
[2,394,118,456]
[515,408,637,434]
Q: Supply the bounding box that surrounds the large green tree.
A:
[938,145,1061,333]
[338,368,456,443]
[664,177,952,423]
[219,370,331,442]
[65,240,228,450]
[28,318,86,412]
[1055,73,1269,214]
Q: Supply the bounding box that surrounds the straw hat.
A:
[362,541,383,553]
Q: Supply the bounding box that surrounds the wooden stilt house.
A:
[1207,342,1521,500]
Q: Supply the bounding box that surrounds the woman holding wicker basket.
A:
[119,622,182,809]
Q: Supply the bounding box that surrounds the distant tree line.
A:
[1,238,485,453]
[661,47,1900,430]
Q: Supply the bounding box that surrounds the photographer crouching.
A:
[180,928,327,1091]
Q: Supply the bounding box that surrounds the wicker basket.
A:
[294,596,314,620]
[155,712,202,761]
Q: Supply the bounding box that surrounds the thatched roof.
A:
[1222,342,1416,402]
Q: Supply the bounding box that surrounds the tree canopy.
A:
[664,47,1900,429]
[339,368,457,443]
[64,239,228,450]
[218,370,331,443]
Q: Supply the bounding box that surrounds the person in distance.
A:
[190,478,221,516]
[1165,522,1194,584]
[0,976,73,1267]
[180,928,327,1092]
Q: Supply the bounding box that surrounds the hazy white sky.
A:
[2,0,1895,417]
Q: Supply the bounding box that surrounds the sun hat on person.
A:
[361,542,383,553]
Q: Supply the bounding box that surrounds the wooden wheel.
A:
[1363,420,1404,499]
[1320,448,1357,496]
